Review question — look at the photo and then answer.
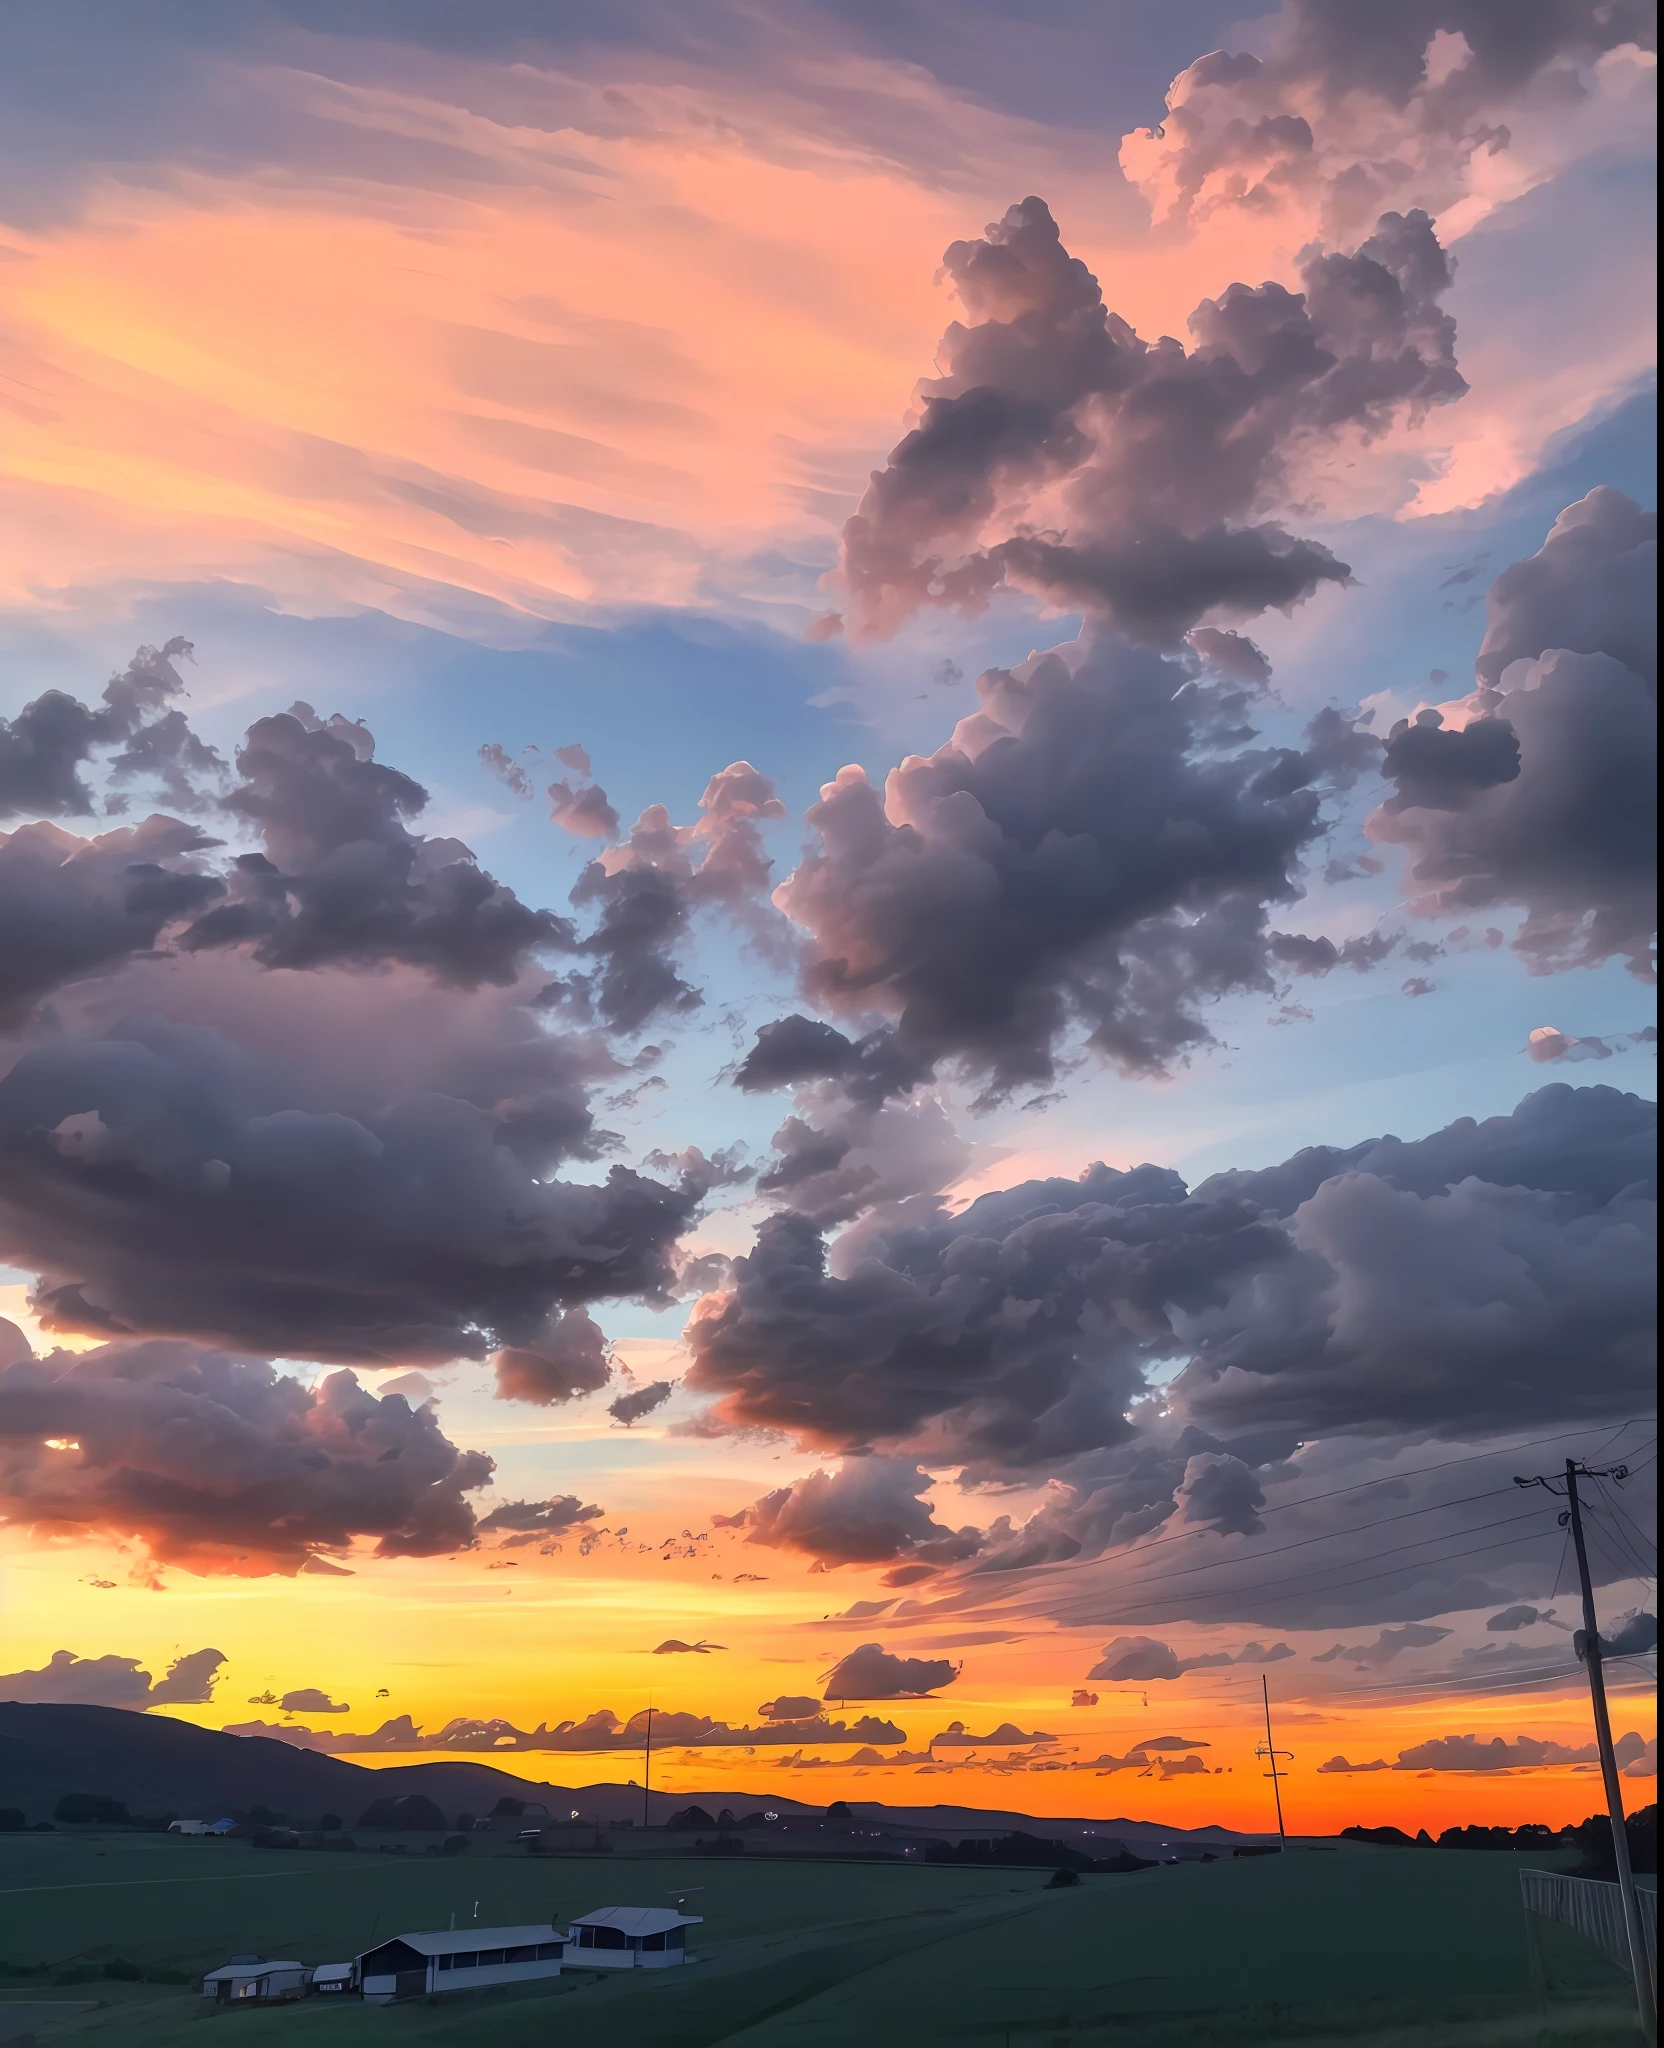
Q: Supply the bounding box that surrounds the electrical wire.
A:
[994,1418,1659,1592]
[1058,1510,1560,1627]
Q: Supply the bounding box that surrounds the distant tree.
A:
[358,1793,447,1831]
[54,1794,130,1826]
[1045,1867,1081,1888]
[490,1797,527,1818]
[826,1800,852,1822]
[455,1812,475,1832]
[442,1834,469,1856]
[0,1809,24,1833]
[319,1813,343,1832]
[716,1808,736,1831]
[245,1805,288,1829]
[667,1805,717,1831]
[1568,1804,1656,1880]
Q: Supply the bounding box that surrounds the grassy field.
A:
[0,1830,1648,2046]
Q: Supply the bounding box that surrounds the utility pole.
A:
[642,1706,655,1833]
[1255,1673,1292,1845]
[1516,1459,1655,2044]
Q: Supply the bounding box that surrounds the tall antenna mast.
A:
[1255,1673,1292,1844]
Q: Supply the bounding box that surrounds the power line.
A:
[1050,1506,1557,1626]
[985,1419,1657,1594]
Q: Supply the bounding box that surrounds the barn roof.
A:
[570,1906,702,1937]
[370,1926,563,1958]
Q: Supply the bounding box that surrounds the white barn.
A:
[200,1957,307,2003]
[357,1925,565,2002]
[566,1906,701,1969]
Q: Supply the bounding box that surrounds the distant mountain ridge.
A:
[0,1703,1261,1847]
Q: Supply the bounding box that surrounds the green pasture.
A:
[0,1831,1648,2046]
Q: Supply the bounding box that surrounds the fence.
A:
[1520,1867,1658,1979]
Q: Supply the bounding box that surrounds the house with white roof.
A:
[200,1956,307,2003]
[356,1925,565,2002]
[565,1905,702,1969]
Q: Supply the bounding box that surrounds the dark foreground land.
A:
[0,1828,1654,2047]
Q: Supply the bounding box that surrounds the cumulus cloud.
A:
[1487,1603,1558,1631]
[224,1703,908,1754]
[1371,493,1657,980]
[930,1721,1058,1746]
[476,1494,603,1539]
[758,1695,823,1721]
[0,815,225,1031]
[0,1010,700,1374]
[763,629,1407,1096]
[180,705,570,987]
[821,1642,960,1700]
[550,761,790,1036]
[0,1644,224,1708]
[1,640,221,824]
[834,197,1461,649]
[1393,1730,1652,1772]
[1087,1635,1294,1681]
[1317,1754,1391,1773]
[686,1085,1655,1476]
[1312,1622,1453,1667]
[280,1687,348,1715]
[0,1333,494,1574]
[720,1458,987,1581]
[1119,0,1656,248]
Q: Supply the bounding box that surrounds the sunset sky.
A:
[0,0,1655,1837]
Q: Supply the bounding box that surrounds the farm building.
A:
[200,1957,307,2003]
[566,1906,702,1969]
[170,1818,235,1836]
[357,1925,565,2002]
[308,1962,354,1994]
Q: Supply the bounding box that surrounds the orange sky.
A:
[0,19,1655,1842]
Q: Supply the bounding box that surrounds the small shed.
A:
[308,1961,355,1994]
[200,1957,307,2003]
[566,1906,702,1970]
[357,1925,565,2002]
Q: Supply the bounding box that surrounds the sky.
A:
[0,0,1656,1837]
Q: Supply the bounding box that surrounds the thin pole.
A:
[1564,1460,1656,2043]
[1260,1674,1287,1843]
[642,1707,655,1833]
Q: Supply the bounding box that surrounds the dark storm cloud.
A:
[227,1702,909,1753]
[0,639,222,822]
[687,1084,1654,1473]
[770,635,1381,1097]
[723,1457,988,1574]
[833,196,1461,646]
[0,1331,494,1573]
[179,705,573,987]
[821,1642,960,1699]
[0,1644,225,1707]
[0,816,225,1029]
[0,1013,701,1370]
[1371,493,1657,979]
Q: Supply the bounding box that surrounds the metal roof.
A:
[569,1906,702,1937]
[202,1961,304,1981]
[371,1926,563,1958]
